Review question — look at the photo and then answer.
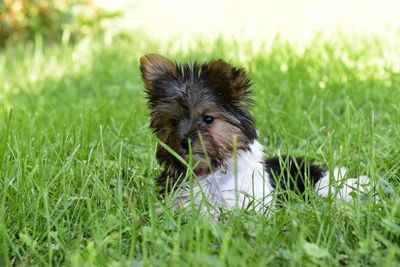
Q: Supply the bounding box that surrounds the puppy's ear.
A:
[140,54,177,93]
[201,59,252,103]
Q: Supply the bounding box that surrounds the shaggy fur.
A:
[140,54,370,212]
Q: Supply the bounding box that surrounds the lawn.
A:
[0,34,399,266]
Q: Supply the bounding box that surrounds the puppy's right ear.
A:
[140,54,177,93]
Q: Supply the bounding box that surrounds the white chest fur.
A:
[175,141,274,212]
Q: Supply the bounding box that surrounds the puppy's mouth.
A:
[181,150,225,176]
[193,159,222,177]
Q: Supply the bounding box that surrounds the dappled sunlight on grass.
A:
[1,2,400,264]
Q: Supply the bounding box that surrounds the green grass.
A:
[1,33,400,266]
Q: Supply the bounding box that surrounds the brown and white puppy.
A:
[140,54,370,212]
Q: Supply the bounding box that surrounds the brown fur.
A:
[140,54,177,92]
[140,54,257,192]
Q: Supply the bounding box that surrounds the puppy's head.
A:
[140,54,257,175]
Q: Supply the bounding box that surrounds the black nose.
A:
[180,138,193,150]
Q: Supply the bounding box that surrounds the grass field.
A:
[1,33,400,266]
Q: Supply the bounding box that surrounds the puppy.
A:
[140,54,370,213]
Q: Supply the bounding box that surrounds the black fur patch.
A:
[265,156,326,198]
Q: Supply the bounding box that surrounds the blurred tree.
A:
[0,0,120,46]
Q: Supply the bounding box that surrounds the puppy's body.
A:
[175,140,269,212]
[171,140,369,212]
[140,54,369,213]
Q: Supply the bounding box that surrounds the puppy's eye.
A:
[203,115,214,124]
[171,118,179,127]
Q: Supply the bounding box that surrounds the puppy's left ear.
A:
[140,54,177,93]
[201,59,252,103]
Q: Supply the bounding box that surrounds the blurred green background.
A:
[0,0,121,46]
[2,0,400,46]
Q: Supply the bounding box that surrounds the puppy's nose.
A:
[180,138,193,150]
